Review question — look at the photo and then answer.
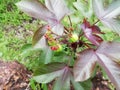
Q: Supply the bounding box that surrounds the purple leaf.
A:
[96,53,120,90]
[93,0,120,34]
[81,25,100,46]
[16,0,69,36]
[96,42,120,63]
[74,41,120,89]
[92,0,104,18]
[53,66,70,90]
[74,49,97,81]
[96,42,120,89]
[33,62,67,83]
[32,25,48,49]
[51,24,64,35]
[45,0,70,21]
[16,0,57,24]
[81,20,103,46]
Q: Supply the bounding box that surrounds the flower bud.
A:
[56,44,62,52]
[69,33,79,42]
[50,44,62,52]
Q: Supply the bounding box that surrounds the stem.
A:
[51,31,60,36]
[67,51,75,66]
[64,26,70,34]
[68,16,72,26]
[79,32,84,38]
[93,19,100,25]
[84,43,91,48]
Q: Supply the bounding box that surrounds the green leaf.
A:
[70,75,84,90]
[73,0,93,18]
[80,79,92,90]
[0,52,3,57]
[20,44,33,56]
[30,78,37,90]
[32,25,47,49]
[44,47,53,64]
[33,62,67,83]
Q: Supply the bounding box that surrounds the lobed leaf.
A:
[16,0,57,24]
[96,42,120,90]
[92,0,104,18]
[45,0,70,21]
[51,24,64,35]
[96,53,120,90]
[93,0,120,34]
[33,62,67,83]
[74,49,97,81]
[53,67,70,90]
[81,21,103,46]
[96,42,120,63]
[81,24,100,46]
[74,41,120,89]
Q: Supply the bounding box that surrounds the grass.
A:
[0,0,43,70]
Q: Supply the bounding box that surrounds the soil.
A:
[0,60,32,90]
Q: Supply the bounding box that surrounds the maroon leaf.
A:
[74,49,97,81]
[81,24,100,46]
[81,19,103,46]
[91,25,103,34]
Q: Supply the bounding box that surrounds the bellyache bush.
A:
[16,0,120,90]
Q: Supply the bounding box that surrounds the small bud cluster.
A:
[44,25,62,52]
